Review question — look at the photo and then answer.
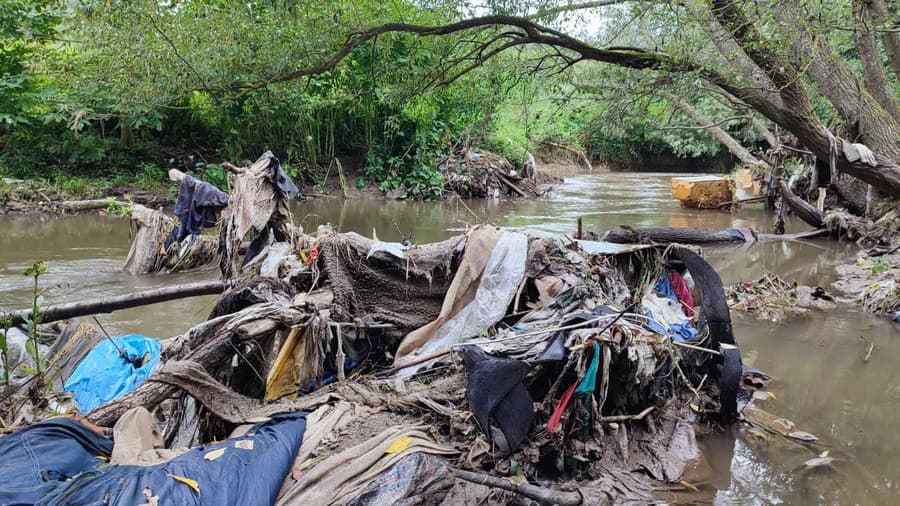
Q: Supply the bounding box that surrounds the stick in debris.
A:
[598,406,656,422]
[2,280,226,326]
[450,467,582,506]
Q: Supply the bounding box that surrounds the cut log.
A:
[604,226,755,244]
[671,176,733,208]
[2,280,226,326]
[778,180,825,228]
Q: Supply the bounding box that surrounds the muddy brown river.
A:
[1,173,896,504]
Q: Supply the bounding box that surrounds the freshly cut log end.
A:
[671,176,733,208]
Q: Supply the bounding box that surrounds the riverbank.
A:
[1,149,570,215]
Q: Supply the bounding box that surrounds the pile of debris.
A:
[834,242,900,316]
[726,273,837,321]
[0,153,802,505]
[441,148,557,198]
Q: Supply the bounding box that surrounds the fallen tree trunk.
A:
[603,226,755,244]
[2,280,226,326]
[778,180,826,228]
[61,199,125,213]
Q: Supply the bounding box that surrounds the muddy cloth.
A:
[40,412,307,506]
[463,348,533,453]
[534,305,618,364]
[166,175,228,246]
[319,232,463,328]
[277,425,457,506]
[0,417,113,505]
[260,150,301,198]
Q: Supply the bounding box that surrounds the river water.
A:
[0,172,896,504]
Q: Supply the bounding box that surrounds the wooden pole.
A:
[2,280,226,326]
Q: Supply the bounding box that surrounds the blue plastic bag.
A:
[64,334,162,412]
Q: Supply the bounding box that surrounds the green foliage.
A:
[1,0,877,193]
[23,260,46,379]
[106,195,134,217]
[869,258,890,275]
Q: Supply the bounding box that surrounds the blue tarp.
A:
[39,412,307,506]
[64,334,162,412]
[0,417,113,505]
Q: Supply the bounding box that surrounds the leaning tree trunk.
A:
[707,0,900,197]
[662,92,771,170]
[864,0,900,78]
[772,0,900,160]
[853,0,900,120]
[778,180,826,228]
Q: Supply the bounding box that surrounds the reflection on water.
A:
[0,172,897,504]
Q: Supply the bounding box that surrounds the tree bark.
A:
[865,0,900,78]
[778,180,826,228]
[3,280,225,326]
[853,0,900,120]
[604,226,754,244]
[772,0,900,160]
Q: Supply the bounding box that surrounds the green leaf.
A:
[24,261,47,277]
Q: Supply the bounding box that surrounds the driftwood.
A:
[604,226,755,244]
[715,195,768,208]
[61,199,125,213]
[3,280,225,326]
[497,174,528,197]
[450,468,582,506]
[778,180,826,228]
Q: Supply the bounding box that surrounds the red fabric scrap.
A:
[669,271,695,321]
[546,382,577,433]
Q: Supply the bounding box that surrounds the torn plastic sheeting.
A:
[0,417,113,505]
[39,413,307,506]
[346,453,456,506]
[394,228,528,370]
[366,229,411,260]
[261,242,293,279]
[64,334,162,413]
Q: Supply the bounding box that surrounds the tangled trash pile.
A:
[834,242,900,316]
[726,273,837,321]
[441,147,558,198]
[0,153,807,505]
